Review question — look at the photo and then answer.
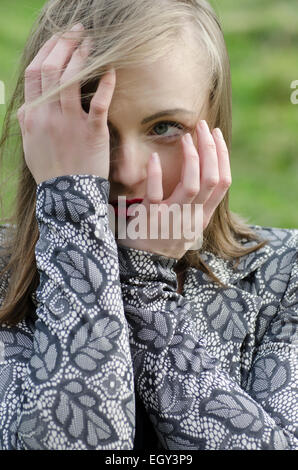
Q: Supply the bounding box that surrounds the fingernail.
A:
[199,120,209,132]
[184,133,193,145]
[71,23,84,31]
[151,152,159,163]
[105,67,115,77]
[213,128,223,139]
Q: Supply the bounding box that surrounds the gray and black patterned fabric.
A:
[0,174,297,450]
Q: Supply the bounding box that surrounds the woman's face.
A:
[107,38,210,204]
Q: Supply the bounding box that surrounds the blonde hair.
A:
[0,0,268,326]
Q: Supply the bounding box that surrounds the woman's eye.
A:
[150,121,185,139]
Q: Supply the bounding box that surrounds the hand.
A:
[117,120,232,260]
[17,23,116,185]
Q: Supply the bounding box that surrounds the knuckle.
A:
[220,178,232,190]
[24,113,35,133]
[205,140,217,152]
[205,177,219,190]
[25,66,39,79]
[41,62,57,74]
[90,99,107,115]
[183,185,199,198]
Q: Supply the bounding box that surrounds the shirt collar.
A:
[197,239,274,285]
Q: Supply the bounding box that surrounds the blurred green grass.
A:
[0,0,297,228]
[215,0,298,228]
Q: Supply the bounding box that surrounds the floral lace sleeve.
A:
[117,243,298,450]
[12,175,135,449]
[245,233,298,441]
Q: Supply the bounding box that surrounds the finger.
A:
[195,120,219,204]
[87,68,116,131]
[24,34,60,104]
[128,153,163,217]
[202,128,232,226]
[166,132,200,205]
[41,24,84,105]
[60,37,91,115]
[146,153,163,203]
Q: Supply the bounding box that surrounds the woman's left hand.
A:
[116,120,232,260]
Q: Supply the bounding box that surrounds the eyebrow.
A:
[141,108,196,124]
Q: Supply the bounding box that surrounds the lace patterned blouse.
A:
[0,175,297,450]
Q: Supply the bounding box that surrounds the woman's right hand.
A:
[17,23,116,185]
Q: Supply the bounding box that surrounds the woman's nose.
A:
[110,141,148,186]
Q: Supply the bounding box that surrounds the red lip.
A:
[110,198,144,217]
[110,198,144,206]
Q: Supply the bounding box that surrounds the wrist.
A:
[36,174,110,224]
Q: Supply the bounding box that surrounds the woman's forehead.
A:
[111,49,210,108]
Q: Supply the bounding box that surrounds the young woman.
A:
[0,0,297,450]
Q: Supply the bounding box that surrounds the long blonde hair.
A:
[0,0,268,326]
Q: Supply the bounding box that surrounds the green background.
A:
[0,0,297,228]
